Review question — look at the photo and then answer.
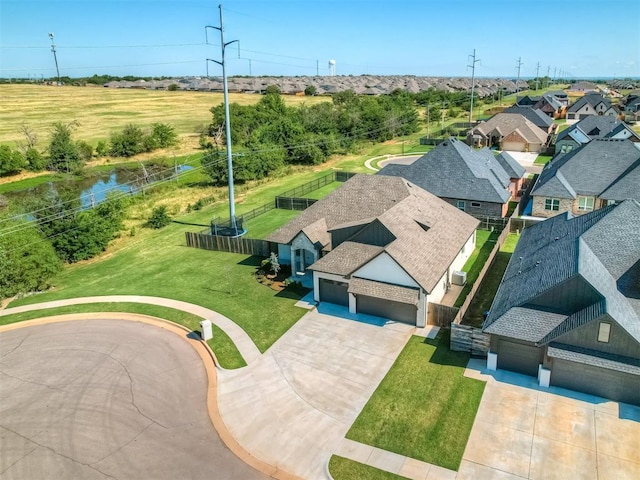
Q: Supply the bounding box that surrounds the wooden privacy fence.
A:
[427,303,459,327]
[450,324,490,355]
[185,232,272,257]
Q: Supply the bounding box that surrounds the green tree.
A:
[48,122,81,172]
[76,140,94,162]
[25,148,46,171]
[264,84,280,95]
[109,124,145,157]
[167,83,179,91]
[0,145,26,176]
[150,123,178,148]
[0,219,61,297]
[144,205,171,229]
[304,85,316,96]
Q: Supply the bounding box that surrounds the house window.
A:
[598,322,611,343]
[544,198,560,211]
[457,200,466,211]
[560,144,573,153]
[578,196,594,212]
[471,202,481,208]
[606,199,617,207]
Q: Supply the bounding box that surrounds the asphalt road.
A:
[0,319,267,480]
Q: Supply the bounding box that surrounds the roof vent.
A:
[555,236,559,241]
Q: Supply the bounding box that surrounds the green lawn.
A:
[303,181,343,199]
[454,230,498,308]
[462,233,520,327]
[346,334,486,471]
[243,209,300,239]
[329,456,409,480]
[0,302,246,368]
[534,154,553,165]
[5,214,307,355]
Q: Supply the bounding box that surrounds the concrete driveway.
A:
[216,306,415,479]
[0,320,267,480]
[459,359,640,479]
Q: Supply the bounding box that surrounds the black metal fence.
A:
[275,196,318,210]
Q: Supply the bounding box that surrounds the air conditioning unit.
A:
[451,270,467,286]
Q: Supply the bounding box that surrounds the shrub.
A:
[144,205,171,229]
[25,148,46,171]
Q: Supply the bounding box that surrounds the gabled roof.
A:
[471,113,549,145]
[538,94,563,111]
[484,200,640,344]
[567,93,612,113]
[557,116,630,142]
[531,139,640,199]
[269,174,479,293]
[378,137,512,204]
[495,151,526,179]
[503,106,554,129]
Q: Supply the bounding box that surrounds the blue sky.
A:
[1,0,638,79]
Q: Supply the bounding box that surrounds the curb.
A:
[0,313,301,480]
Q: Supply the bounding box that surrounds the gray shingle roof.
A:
[348,277,420,305]
[483,307,567,342]
[484,199,640,345]
[503,106,554,129]
[556,116,629,142]
[308,242,383,276]
[567,93,611,113]
[547,344,640,375]
[495,151,526,179]
[270,174,479,293]
[471,113,549,145]
[531,139,640,199]
[377,137,511,204]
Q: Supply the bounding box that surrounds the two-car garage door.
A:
[356,295,417,324]
[318,278,417,324]
[551,359,640,405]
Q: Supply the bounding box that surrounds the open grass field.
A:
[0,84,329,148]
[345,333,485,471]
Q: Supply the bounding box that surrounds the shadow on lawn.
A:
[424,329,471,369]
[237,255,262,266]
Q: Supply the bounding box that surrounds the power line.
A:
[0,43,207,49]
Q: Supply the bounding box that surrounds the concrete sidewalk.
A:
[0,295,261,365]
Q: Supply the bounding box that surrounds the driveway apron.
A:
[216,308,414,479]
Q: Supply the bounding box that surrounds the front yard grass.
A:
[346,333,486,471]
[534,154,553,165]
[0,303,246,369]
[454,230,497,308]
[329,456,409,480]
[462,233,520,327]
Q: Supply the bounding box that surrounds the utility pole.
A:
[426,104,430,137]
[553,67,557,82]
[316,60,319,76]
[535,61,541,91]
[515,57,524,94]
[467,48,480,123]
[205,4,240,235]
[48,33,61,85]
[546,65,550,87]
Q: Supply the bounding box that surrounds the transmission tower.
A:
[205,4,241,236]
[48,33,61,85]
[515,57,524,93]
[467,49,480,123]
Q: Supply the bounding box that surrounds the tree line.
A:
[0,122,178,177]
[201,87,419,184]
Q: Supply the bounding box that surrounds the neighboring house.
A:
[378,137,519,218]
[495,151,527,197]
[530,138,640,218]
[515,95,541,107]
[565,93,617,123]
[503,105,556,133]
[482,199,640,405]
[533,94,565,119]
[467,113,550,153]
[555,116,640,154]
[266,175,479,326]
[546,90,569,106]
[621,94,640,123]
[569,81,600,93]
